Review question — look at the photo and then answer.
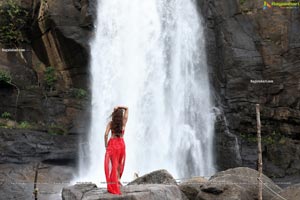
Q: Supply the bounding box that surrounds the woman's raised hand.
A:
[114,106,128,111]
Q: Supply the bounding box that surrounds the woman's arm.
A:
[122,107,128,128]
[104,121,111,148]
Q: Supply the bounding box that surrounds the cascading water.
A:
[78,0,216,185]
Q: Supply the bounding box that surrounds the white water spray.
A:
[78,0,216,185]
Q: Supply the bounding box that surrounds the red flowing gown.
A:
[104,130,126,195]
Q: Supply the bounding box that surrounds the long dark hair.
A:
[111,108,124,137]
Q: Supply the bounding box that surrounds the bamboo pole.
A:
[256,104,263,200]
[33,162,40,200]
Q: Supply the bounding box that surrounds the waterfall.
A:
[77,0,216,185]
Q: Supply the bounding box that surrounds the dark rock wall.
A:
[198,0,300,178]
[30,0,96,89]
[0,0,95,131]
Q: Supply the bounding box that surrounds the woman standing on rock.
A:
[104,106,128,195]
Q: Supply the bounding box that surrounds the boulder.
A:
[62,183,98,200]
[199,167,281,200]
[271,183,300,200]
[62,184,186,200]
[197,182,252,200]
[179,177,207,200]
[128,169,177,185]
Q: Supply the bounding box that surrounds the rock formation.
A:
[198,0,300,179]
[62,168,298,200]
[271,183,300,200]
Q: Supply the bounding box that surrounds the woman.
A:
[104,106,128,195]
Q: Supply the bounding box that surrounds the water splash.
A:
[78,0,216,185]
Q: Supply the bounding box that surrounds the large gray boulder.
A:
[197,182,252,200]
[179,177,207,200]
[62,183,98,200]
[271,183,300,200]
[62,184,186,200]
[196,167,281,200]
[128,169,177,185]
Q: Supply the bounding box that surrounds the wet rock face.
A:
[198,0,300,177]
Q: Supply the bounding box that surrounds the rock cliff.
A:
[198,0,300,179]
[0,0,93,131]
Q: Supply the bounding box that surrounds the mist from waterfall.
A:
[78,0,216,185]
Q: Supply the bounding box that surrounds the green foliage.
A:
[0,69,12,83]
[47,124,67,135]
[240,133,257,143]
[1,112,12,119]
[240,131,286,145]
[72,88,88,99]
[44,66,57,91]
[0,0,29,46]
[19,121,31,129]
[240,0,246,5]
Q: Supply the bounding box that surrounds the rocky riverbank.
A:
[62,168,300,200]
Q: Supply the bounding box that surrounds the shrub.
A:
[44,66,57,91]
[75,88,87,99]
[47,124,67,135]
[1,112,12,119]
[19,121,31,129]
[0,0,29,46]
[240,131,286,145]
[240,0,246,5]
[0,69,12,83]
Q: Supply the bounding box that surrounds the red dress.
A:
[104,130,126,195]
